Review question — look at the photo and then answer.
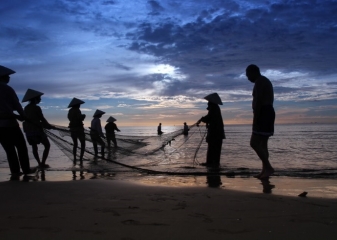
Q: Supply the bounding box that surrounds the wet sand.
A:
[0,175,336,240]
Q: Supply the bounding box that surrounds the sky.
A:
[1,0,337,127]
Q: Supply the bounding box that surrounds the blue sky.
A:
[1,0,337,126]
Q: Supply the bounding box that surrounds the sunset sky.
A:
[1,0,336,127]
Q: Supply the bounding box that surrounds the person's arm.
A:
[36,106,54,129]
[10,88,26,121]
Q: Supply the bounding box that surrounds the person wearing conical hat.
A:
[104,116,120,148]
[196,92,225,168]
[22,89,54,168]
[0,65,35,177]
[67,97,86,165]
[90,109,106,157]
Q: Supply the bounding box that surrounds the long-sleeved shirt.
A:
[90,117,104,137]
[23,103,52,133]
[0,82,24,127]
[199,103,224,141]
[105,122,120,135]
[68,107,85,131]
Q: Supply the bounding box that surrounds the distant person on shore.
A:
[157,123,163,135]
[22,89,54,168]
[90,109,106,157]
[196,93,225,168]
[183,122,189,136]
[105,116,120,148]
[67,98,86,166]
[0,65,35,176]
[246,64,275,179]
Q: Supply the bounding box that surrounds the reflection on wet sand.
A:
[260,178,276,193]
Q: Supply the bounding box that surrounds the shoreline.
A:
[1,168,336,199]
[0,178,336,239]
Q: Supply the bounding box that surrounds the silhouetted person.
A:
[197,93,225,168]
[183,122,189,136]
[67,98,86,166]
[0,65,34,176]
[90,109,106,157]
[246,64,275,179]
[105,116,120,148]
[22,89,54,168]
[157,123,163,135]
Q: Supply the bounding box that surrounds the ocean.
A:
[0,124,336,181]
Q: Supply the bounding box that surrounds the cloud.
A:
[1,0,337,125]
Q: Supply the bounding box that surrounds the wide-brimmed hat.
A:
[93,109,105,117]
[0,65,15,77]
[106,116,116,122]
[22,89,44,102]
[204,93,223,105]
[68,98,85,108]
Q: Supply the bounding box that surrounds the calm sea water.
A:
[1,124,336,179]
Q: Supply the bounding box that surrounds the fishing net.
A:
[44,123,214,175]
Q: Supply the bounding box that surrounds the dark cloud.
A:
[147,1,165,15]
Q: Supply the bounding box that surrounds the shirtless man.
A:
[246,64,275,179]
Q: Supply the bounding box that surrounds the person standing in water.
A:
[245,64,275,179]
[67,98,86,166]
[90,109,106,157]
[157,123,163,135]
[0,65,34,176]
[183,122,189,136]
[105,116,120,148]
[196,93,225,168]
[22,89,54,168]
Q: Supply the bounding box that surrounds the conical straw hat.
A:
[0,65,15,77]
[22,89,44,102]
[93,109,105,117]
[68,98,85,108]
[204,93,223,105]
[106,116,116,122]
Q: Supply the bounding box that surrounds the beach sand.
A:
[0,175,336,240]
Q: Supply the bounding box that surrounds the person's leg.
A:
[40,134,51,166]
[206,140,222,168]
[206,142,214,166]
[250,134,273,178]
[70,132,78,164]
[97,137,105,157]
[0,128,21,174]
[31,144,41,166]
[92,142,98,156]
[112,136,117,147]
[78,132,86,165]
[106,135,111,148]
[213,140,223,167]
[13,127,31,174]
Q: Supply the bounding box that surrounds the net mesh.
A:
[44,123,212,175]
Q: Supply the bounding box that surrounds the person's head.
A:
[22,89,44,104]
[207,101,217,110]
[68,98,85,108]
[30,96,41,104]
[159,123,162,125]
[0,75,10,84]
[93,109,105,118]
[184,122,187,125]
[246,64,261,83]
[0,65,15,84]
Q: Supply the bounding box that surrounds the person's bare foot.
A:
[259,168,274,179]
[254,169,265,178]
